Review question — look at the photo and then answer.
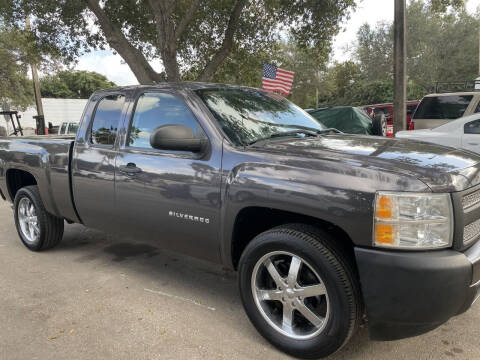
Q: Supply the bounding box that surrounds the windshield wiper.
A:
[317,128,343,134]
[247,129,319,146]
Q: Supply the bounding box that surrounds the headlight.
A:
[373,192,453,250]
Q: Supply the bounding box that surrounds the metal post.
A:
[26,16,46,134]
[393,0,407,134]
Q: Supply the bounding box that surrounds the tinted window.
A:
[196,88,324,146]
[374,108,391,116]
[407,104,418,115]
[413,95,473,120]
[60,123,67,134]
[464,119,480,134]
[128,93,204,149]
[91,94,125,145]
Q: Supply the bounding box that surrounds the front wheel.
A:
[238,224,361,359]
[14,185,64,251]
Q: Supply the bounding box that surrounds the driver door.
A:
[114,91,223,262]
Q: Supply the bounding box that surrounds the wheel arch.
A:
[6,168,38,201]
[230,206,355,270]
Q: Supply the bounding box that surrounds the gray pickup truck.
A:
[1,83,479,359]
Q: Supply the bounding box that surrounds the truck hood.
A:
[252,134,480,192]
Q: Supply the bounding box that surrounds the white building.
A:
[2,98,88,133]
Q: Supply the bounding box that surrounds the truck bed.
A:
[0,135,78,222]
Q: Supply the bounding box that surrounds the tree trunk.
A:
[86,0,246,84]
[84,0,163,84]
[197,0,247,82]
[147,0,180,82]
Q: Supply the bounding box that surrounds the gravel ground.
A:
[0,200,478,360]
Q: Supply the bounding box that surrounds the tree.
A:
[262,40,328,108]
[316,63,428,107]
[40,70,117,99]
[2,0,356,84]
[0,23,34,109]
[354,0,478,92]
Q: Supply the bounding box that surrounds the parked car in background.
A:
[363,100,419,136]
[307,106,386,136]
[58,121,79,135]
[396,113,480,154]
[412,92,480,129]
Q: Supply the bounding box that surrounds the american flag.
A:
[262,63,295,96]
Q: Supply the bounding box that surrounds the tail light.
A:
[386,124,393,137]
[408,121,415,130]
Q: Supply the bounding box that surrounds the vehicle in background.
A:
[307,106,387,136]
[58,121,79,135]
[363,100,419,136]
[412,92,480,130]
[396,113,480,154]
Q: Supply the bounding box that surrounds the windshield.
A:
[413,95,473,120]
[196,88,325,146]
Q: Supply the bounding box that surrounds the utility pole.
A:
[26,16,46,134]
[393,0,406,134]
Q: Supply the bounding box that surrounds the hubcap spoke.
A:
[297,303,324,328]
[296,283,327,298]
[256,289,283,301]
[287,256,301,287]
[282,303,294,332]
[263,258,284,287]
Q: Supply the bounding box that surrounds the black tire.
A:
[371,113,387,136]
[238,224,362,359]
[14,185,64,251]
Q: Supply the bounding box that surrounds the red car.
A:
[363,100,419,137]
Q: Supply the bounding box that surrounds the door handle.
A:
[118,163,142,174]
[468,142,479,146]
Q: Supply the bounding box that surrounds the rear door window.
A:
[464,119,480,134]
[413,95,473,120]
[90,94,125,145]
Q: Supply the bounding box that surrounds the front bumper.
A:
[355,240,480,341]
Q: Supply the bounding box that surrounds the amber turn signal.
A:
[375,224,394,245]
[376,195,392,219]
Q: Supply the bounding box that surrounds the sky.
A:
[74,0,480,86]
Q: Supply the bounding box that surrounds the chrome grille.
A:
[463,189,480,210]
[464,218,480,246]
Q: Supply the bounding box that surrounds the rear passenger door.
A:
[114,91,222,262]
[72,93,127,230]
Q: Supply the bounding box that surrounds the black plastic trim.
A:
[355,246,476,341]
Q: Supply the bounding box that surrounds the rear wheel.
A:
[238,224,361,359]
[14,185,64,251]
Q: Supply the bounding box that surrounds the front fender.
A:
[219,156,431,268]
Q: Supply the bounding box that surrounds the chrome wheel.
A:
[251,251,330,340]
[18,197,40,244]
[381,119,387,136]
